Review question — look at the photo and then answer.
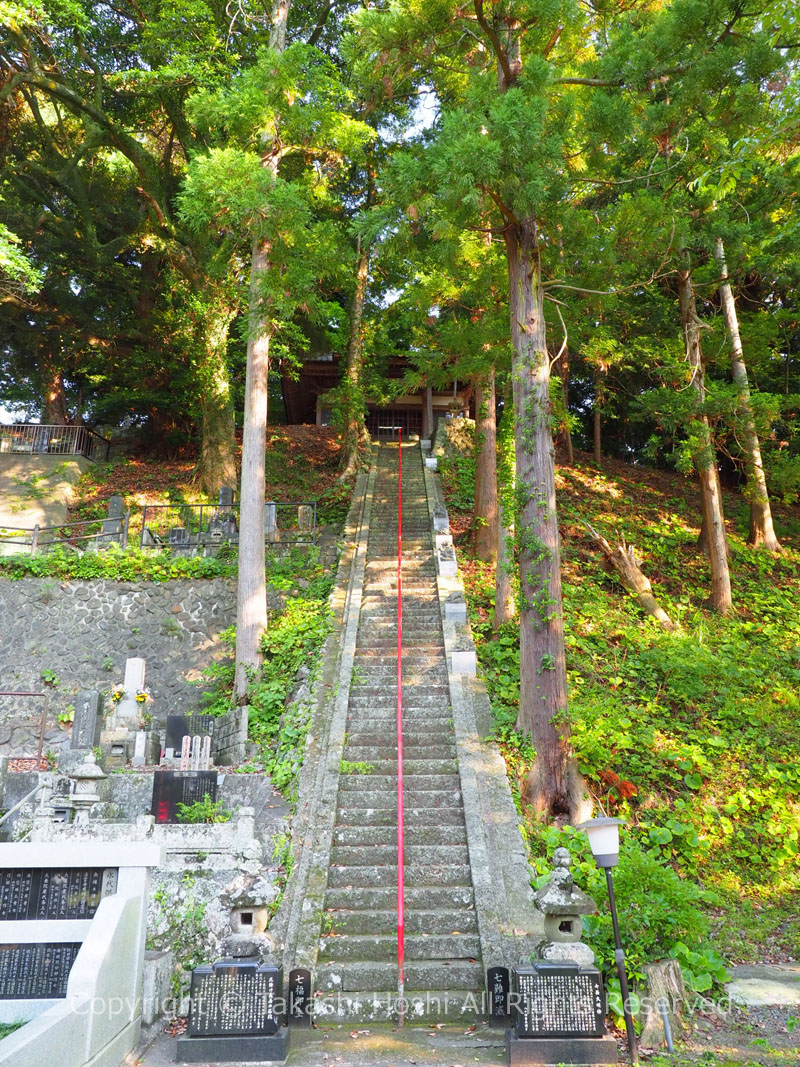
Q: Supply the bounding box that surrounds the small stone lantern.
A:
[534,846,598,967]
[68,752,107,825]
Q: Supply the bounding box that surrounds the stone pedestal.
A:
[506,1032,618,1065]
[176,1030,289,1063]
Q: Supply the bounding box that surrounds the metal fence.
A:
[0,514,129,555]
[140,501,317,549]
[0,423,111,461]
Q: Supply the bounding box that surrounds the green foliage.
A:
[0,546,236,582]
[448,447,800,963]
[341,760,374,775]
[0,1021,24,1041]
[147,874,209,988]
[176,793,232,824]
[530,826,715,993]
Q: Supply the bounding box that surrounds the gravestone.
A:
[298,505,314,538]
[288,968,312,1027]
[102,495,124,544]
[176,959,289,1063]
[0,867,118,920]
[507,961,617,1066]
[488,965,510,1024]
[264,502,277,542]
[218,486,235,508]
[70,690,102,750]
[0,943,82,999]
[150,770,218,824]
[166,714,216,754]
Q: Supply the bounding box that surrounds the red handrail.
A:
[396,429,405,1014]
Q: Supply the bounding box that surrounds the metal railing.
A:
[0,423,111,461]
[140,501,317,549]
[0,513,129,555]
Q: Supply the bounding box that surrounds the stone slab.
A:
[175,1028,289,1062]
[505,1032,618,1065]
[726,977,800,1006]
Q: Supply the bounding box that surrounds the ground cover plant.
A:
[196,547,335,801]
[440,444,800,975]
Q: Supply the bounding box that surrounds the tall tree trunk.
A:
[504,217,576,820]
[494,401,516,630]
[197,299,237,498]
[339,239,371,479]
[592,366,605,465]
[556,346,574,465]
[42,354,68,424]
[714,237,780,552]
[474,369,498,562]
[422,386,434,440]
[678,258,732,614]
[234,0,290,701]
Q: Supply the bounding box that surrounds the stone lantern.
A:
[68,752,107,825]
[534,846,598,966]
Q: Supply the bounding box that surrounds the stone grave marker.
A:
[0,943,82,1000]
[70,690,102,750]
[0,866,118,921]
[101,495,124,544]
[288,968,312,1027]
[487,965,510,1023]
[507,961,617,1066]
[177,959,289,1063]
[264,502,277,541]
[150,770,218,824]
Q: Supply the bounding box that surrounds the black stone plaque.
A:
[165,715,216,753]
[0,868,118,921]
[513,962,605,1038]
[488,965,510,1020]
[187,959,283,1037]
[288,967,311,1027]
[0,942,82,999]
[151,770,218,824]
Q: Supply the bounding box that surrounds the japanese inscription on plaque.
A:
[187,960,283,1037]
[513,962,605,1038]
[0,868,118,921]
[0,942,82,999]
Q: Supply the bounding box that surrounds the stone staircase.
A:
[316,443,483,1013]
[279,440,541,1023]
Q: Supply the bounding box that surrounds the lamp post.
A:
[577,817,638,1065]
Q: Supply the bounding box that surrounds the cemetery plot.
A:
[187,960,283,1037]
[150,770,218,823]
[513,963,605,1038]
[0,942,82,999]
[0,867,118,921]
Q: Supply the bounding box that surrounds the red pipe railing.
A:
[396,429,406,1014]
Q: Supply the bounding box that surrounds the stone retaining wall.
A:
[0,578,283,757]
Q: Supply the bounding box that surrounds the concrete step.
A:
[310,989,484,1022]
[326,908,477,936]
[342,745,457,763]
[330,844,469,867]
[318,933,481,963]
[336,806,465,826]
[316,960,483,993]
[327,865,472,889]
[338,774,460,793]
[336,790,462,809]
[339,759,458,776]
[332,825,466,848]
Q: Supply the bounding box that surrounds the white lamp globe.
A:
[576,816,623,868]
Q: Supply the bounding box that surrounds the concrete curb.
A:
[422,456,542,973]
[276,453,378,976]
